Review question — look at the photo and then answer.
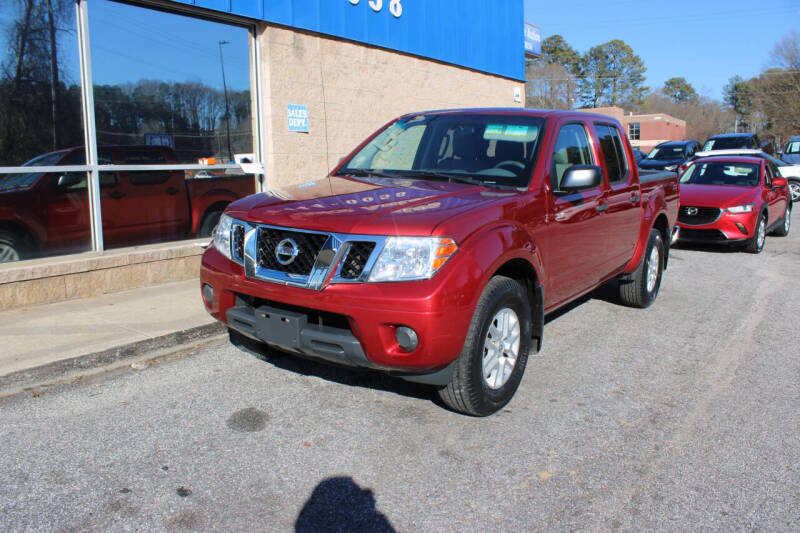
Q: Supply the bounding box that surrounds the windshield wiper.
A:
[400,170,485,186]
[333,168,398,179]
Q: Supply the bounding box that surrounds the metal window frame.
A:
[0,0,264,258]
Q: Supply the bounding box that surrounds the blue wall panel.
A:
[167,0,525,81]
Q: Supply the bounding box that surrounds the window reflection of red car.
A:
[676,156,792,253]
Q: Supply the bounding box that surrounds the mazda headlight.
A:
[369,237,458,282]
[726,204,755,214]
[213,214,233,259]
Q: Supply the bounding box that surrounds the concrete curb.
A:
[0,322,226,394]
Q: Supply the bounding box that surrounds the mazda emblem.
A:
[275,238,300,265]
[687,207,698,216]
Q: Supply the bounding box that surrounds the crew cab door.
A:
[764,162,786,223]
[111,148,190,246]
[593,123,641,269]
[544,122,609,306]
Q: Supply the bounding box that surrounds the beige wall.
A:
[256,25,524,189]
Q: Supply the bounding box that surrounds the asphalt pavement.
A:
[1,229,799,532]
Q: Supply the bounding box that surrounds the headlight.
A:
[213,214,233,259]
[664,164,677,171]
[726,204,755,214]
[368,237,458,282]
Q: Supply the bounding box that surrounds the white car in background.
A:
[687,149,800,202]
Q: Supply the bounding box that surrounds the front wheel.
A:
[437,276,532,416]
[745,213,767,254]
[788,180,800,203]
[618,229,664,308]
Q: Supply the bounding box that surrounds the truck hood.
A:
[225,175,508,235]
[680,184,758,208]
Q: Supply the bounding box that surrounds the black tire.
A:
[772,203,791,237]
[745,212,767,254]
[437,276,532,416]
[0,229,22,263]
[197,210,223,238]
[618,229,664,309]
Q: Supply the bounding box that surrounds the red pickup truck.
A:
[0,145,254,262]
[201,109,679,415]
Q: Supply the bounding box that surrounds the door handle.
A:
[596,203,609,213]
[166,187,179,195]
[109,191,126,199]
[630,193,640,203]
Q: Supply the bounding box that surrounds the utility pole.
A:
[218,40,233,163]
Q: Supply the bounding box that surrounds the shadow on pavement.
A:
[295,477,395,533]
[229,330,437,403]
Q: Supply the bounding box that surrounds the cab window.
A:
[595,123,628,184]
[551,123,594,190]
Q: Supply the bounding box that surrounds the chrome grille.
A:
[232,225,245,262]
[256,228,328,276]
[678,206,722,226]
[340,241,376,279]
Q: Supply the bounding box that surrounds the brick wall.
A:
[257,25,524,189]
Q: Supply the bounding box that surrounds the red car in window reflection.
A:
[676,156,792,253]
[0,146,254,263]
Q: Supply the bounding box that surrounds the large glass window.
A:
[88,0,256,249]
[0,0,90,263]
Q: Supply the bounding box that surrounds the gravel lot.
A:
[2,230,799,532]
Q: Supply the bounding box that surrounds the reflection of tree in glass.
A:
[1,0,81,165]
[93,79,252,163]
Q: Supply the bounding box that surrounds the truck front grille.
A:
[232,225,245,261]
[256,228,328,275]
[678,206,722,225]
[340,241,376,279]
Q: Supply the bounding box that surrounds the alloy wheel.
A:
[646,245,660,294]
[481,307,521,390]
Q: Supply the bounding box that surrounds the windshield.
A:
[337,113,545,188]
[0,151,65,192]
[680,161,760,187]
[703,137,751,151]
[647,145,685,160]
[785,141,800,155]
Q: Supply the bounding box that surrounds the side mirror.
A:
[772,177,788,188]
[559,165,603,192]
[57,173,82,189]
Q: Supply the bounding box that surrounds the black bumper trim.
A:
[225,299,457,386]
[226,303,371,369]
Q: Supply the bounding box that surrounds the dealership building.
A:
[0,0,528,308]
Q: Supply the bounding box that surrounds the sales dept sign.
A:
[287,104,309,132]
[286,104,308,133]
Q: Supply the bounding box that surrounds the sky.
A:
[524,0,800,101]
[89,0,251,91]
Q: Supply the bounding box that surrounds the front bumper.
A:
[677,211,756,244]
[200,245,482,379]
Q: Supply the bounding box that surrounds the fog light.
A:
[202,283,214,307]
[735,222,748,235]
[395,326,419,352]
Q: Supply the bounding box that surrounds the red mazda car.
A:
[676,156,791,253]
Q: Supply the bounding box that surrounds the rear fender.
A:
[624,188,665,273]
